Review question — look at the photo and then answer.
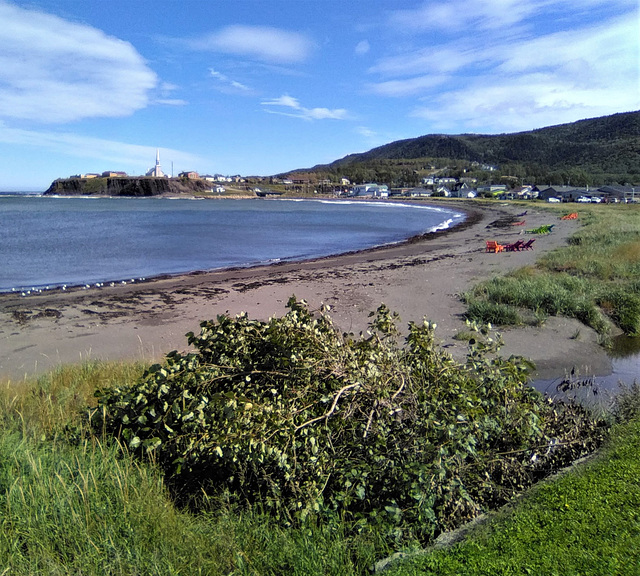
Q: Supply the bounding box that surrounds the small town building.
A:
[598,185,637,203]
[538,186,587,202]
[101,171,127,177]
[350,183,389,197]
[408,187,432,197]
[477,184,508,194]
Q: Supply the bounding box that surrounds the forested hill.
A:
[299,111,639,186]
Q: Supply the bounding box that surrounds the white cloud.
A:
[370,45,480,78]
[263,95,301,109]
[209,68,253,94]
[355,40,370,55]
[262,95,348,121]
[356,126,377,139]
[410,67,636,133]
[0,124,204,171]
[368,5,639,132]
[368,75,449,97]
[155,99,188,106]
[193,25,314,64]
[387,0,636,34]
[388,0,540,33]
[0,1,157,124]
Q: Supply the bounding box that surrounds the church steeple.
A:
[146,148,165,177]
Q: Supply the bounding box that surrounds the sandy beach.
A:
[0,200,611,382]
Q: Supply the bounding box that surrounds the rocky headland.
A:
[44,177,215,197]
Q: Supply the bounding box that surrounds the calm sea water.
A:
[0,195,464,292]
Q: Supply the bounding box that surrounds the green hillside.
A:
[289,111,640,187]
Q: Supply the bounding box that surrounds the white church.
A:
[145,149,165,177]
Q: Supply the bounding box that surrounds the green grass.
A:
[384,415,640,576]
[0,432,381,574]
[0,363,385,575]
[0,360,637,576]
[464,204,640,337]
[3,362,637,574]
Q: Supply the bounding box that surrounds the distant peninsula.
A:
[44,176,215,197]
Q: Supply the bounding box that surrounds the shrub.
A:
[90,299,606,544]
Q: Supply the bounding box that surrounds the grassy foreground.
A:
[0,362,386,575]
[0,365,638,574]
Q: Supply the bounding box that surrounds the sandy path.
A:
[0,200,610,382]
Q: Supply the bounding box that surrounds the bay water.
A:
[0,195,464,292]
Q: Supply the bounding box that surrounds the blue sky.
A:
[1,0,638,190]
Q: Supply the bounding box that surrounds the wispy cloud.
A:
[155,99,188,106]
[355,40,370,56]
[370,45,481,78]
[368,75,450,97]
[0,123,204,171]
[411,15,638,131]
[367,3,639,132]
[209,68,253,94]
[387,0,636,34]
[191,25,314,64]
[0,1,157,124]
[355,126,385,149]
[389,0,541,33]
[262,95,348,121]
[154,82,187,106]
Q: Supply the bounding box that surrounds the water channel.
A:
[534,335,640,410]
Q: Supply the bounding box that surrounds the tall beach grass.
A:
[464,204,640,339]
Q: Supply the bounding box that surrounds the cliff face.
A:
[44,177,215,197]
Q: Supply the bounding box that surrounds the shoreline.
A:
[0,200,612,383]
[0,196,467,295]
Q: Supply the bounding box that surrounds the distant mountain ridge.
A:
[296,111,640,186]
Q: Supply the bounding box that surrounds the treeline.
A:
[290,111,640,187]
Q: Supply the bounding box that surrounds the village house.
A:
[450,182,477,198]
[435,177,457,188]
[510,185,539,200]
[350,183,389,198]
[101,171,127,177]
[538,186,586,202]
[477,184,508,194]
[421,176,435,187]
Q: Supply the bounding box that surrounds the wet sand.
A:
[0,200,611,382]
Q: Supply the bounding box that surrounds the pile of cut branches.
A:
[91,298,606,543]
